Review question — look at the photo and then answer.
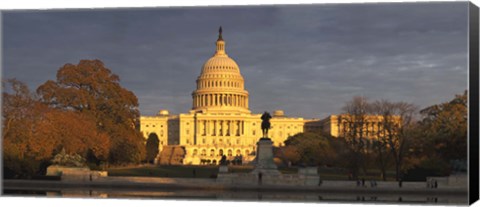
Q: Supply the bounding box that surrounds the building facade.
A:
[140,28,305,165]
[318,114,401,139]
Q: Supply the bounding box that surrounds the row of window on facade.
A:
[339,122,400,137]
[145,124,162,128]
[191,148,253,157]
[185,138,256,145]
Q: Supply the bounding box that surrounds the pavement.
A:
[3,177,468,196]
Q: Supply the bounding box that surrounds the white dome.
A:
[158,110,169,116]
[201,56,240,74]
[274,110,285,117]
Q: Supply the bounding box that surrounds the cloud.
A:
[2,2,468,119]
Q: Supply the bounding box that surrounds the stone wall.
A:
[46,165,108,181]
[217,166,320,186]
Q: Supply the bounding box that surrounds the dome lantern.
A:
[215,26,226,56]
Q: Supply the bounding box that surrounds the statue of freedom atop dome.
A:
[261,111,272,138]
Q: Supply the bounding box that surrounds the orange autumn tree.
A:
[36,59,145,164]
[2,79,45,177]
[3,79,110,178]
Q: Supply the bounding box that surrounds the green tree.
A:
[145,133,160,164]
[36,59,145,164]
[419,91,467,168]
[283,132,337,166]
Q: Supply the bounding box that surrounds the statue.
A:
[219,155,227,165]
[261,111,272,138]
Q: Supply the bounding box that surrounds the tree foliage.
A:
[340,96,371,178]
[3,60,146,178]
[3,79,110,178]
[146,133,160,164]
[36,60,145,164]
[372,99,417,180]
[418,91,467,165]
[283,132,337,166]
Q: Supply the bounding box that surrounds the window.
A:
[219,149,224,156]
[210,149,215,156]
[201,149,206,156]
[153,125,155,127]
[227,150,232,156]
[193,149,198,156]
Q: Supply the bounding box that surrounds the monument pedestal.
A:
[217,137,321,186]
[251,138,280,175]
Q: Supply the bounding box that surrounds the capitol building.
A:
[139,28,393,165]
[140,28,316,165]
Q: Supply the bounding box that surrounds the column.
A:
[220,120,223,136]
[237,121,241,136]
[233,121,237,136]
[222,120,226,136]
[213,120,216,136]
[241,121,244,135]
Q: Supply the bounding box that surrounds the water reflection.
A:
[4,188,465,205]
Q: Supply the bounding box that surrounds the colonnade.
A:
[197,80,242,89]
[197,119,245,137]
[193,93,248,108]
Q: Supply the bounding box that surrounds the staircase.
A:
[157,146,186,165]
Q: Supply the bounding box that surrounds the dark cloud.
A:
[2,2,468,119]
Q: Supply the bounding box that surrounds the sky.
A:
[2,2,469,119]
